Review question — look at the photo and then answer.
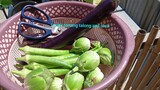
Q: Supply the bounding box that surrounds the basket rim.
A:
[0,1,135,90]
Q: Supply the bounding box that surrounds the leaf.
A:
[84,0,101,5]
[0,0,12,7]
[93,0,101,5]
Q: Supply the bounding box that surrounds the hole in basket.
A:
[139,29,147,35]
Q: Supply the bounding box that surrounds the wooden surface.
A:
[107,25,160,90]
[114,29,146,90]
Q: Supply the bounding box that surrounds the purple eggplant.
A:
[40,0,119,48]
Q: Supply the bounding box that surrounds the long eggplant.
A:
[40,0,119,48]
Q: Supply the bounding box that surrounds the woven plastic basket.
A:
[0,1,135,90]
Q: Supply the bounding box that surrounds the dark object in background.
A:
[8,1,37,17]
[8,0,38,17]
[8,0,80,17]
[40,0,119,48]
[11,0,41,6]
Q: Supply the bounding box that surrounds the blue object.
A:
[18,5,57,40]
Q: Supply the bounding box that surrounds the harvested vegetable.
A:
[48,77,63,90]
[91,41,102,52]
[11,66,70,78]
[63,71,84,90]
[61,57,79,65]
[97,48,113,65]
[52,53,79,59]
[16,54,72,69]
[19,46,69,56]
[24,68,53,90]
[12,36,114,90]
[25,75,47,90]
[21,56,79,69]
[11,68,31,79]
[70,37,91,53]
[76,50,100,72]
[84,67,104,88]
[49,69,70,76]
[24,62,48,70]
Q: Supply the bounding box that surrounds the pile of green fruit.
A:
[11,37,113,90]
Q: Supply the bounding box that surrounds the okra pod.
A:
[24,63,70,76]
[52,53,79,59]
[16,54,72,69]
[11,67,70,78]
[49,69,70,76]
[62,57,79,65]
[24,62,48,70]
[19,46,69,56]
[11,68,31,79]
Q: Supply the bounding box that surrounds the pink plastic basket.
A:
[0,1,135,90]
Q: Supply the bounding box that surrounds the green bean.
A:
[19,46,69,56]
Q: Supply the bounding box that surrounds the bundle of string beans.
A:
[11,37,113,90]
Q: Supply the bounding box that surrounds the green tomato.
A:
[64,71,84,90]
[77,50,100,72]
[84,67,104,88]
[48,77,63,90]
[24,68,53,90]
[98,48,113,66]
[71,37,91,53]
[25,76,47,90]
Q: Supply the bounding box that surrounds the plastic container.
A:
[0,1,135,90]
